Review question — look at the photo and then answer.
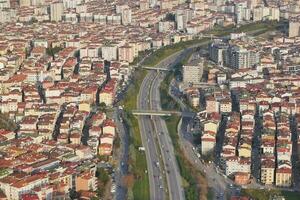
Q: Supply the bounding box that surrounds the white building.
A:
[183,64,203,85]
[225,157,251,176]
[50,2,64,21]
[101,45,118,61]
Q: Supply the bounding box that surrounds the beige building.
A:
[261,159,275,185]
[275,168,292,187]
[201,132,216,155]
[204,121,219,134]
[76,172,97,192]
[79,101,91,112]
[206,96,219,113]
[289,17,300,38]
[219,99,232,113]
[19,0,30,7]
[99,90,113,106]
[238,142,252,158]
[118,45,134,63]
[275,163,292,187]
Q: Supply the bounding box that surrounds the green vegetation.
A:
[98,102,107,112]
[281,191,300,200]
[121,68,150,200]
[241,189,300,200]
[143,38,209,67]
[160,71,180,111]
[201,150,214,163]
[46,46,63,57]
[160,62,208,200]
[97,167,110,184]
[207,188,214,200]
[131,50,151,65]
[165,13,175,21]
[95,167,110,198]
[113,133,121,149]
[122,68,147,110]
[0,113,17,131]
[206,20,284,36]
[164,115,207,200]
[125,112,150,200]
[0,168,11,178]
[159,50,193,110]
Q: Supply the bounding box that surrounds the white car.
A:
[111,184,116,193]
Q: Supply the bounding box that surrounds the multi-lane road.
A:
[137,53,188,200]
[136,40,213,200]
[137,71,166,200]
[150,73,185,200]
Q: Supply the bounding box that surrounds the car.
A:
[159,185,163,189]
[111,184,116,193]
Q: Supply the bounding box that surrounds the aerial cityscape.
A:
[0,0,300,199]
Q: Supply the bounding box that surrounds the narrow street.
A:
[113,108,129,200]
[252,112,262,181]
[290,115,299,188]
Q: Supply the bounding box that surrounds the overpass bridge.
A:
[141,66,170,71]
[132,110,195,118]
[197,82,217,87]
[132,65,170,71]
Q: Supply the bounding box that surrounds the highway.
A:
[137,72,165,200]
[151,72,185,200]
[136,39,212,200]
[137,53,190,200]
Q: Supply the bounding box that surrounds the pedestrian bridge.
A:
[132,110,195,118]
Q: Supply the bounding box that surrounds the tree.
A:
[165,13,175,21]
[46,46,63,58]
[69,189,80,200]
[98,102,107,112]
[122,174,135,188]
[96,167,109,184]
[0,113,17,131]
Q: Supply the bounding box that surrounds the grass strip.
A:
[121,68,150,200]
[241,189,300,200]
